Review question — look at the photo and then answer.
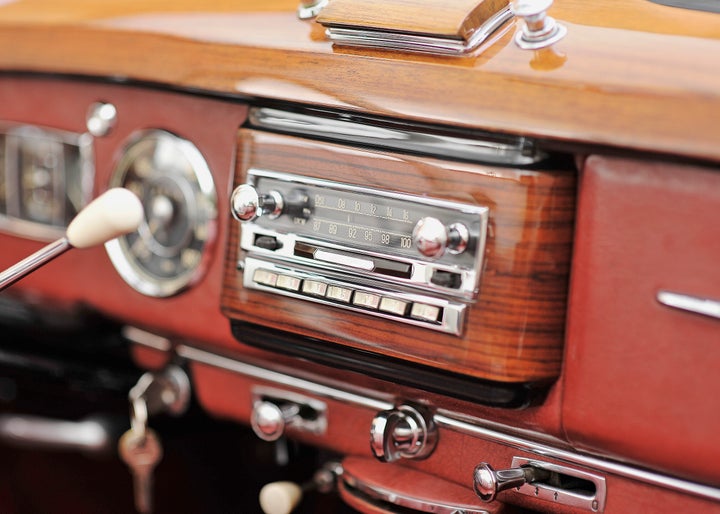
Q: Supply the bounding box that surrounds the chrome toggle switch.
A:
[473,462,551,502]
[250,388,327,442]
[251,401,302,442]
[370,405,438,462]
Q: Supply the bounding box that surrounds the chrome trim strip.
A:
[122,326,172,352]
[178,344,720,503]
[248,107,544,166]
[342,469,489,514]
[657,290,720,320]
[434,415,720,502]
[176,345,393,412]
[324,6,513,57]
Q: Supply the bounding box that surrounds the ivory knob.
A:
[259,481,303,514]
[66,188,143,248]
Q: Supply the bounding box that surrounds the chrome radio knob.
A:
[370,405,437,463]
[412,217,469,258]
[231,184,284,221]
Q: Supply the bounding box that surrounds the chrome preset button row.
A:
[253,268,439,322]
[243,257,465,335]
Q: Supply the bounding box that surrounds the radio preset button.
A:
[379,297,410,316]
[353,291,381,310]
[410,303,442,323]
[276,274,302,291]
[327,285,353,303]
[302,280,328,297]
[253,269,279,287]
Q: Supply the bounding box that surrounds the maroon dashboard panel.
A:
[563,156,720,485]
[0,77,247,349]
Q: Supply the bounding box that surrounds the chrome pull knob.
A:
[231,185,284,222]
[511,0,567,50]
[370,405,437,463]
[473,462,551,502]
[412,217,469,258]
[251,401,301,442]
[297,0,329,19]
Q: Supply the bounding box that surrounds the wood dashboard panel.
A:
[0,1,718,162]
[221,130,576,384]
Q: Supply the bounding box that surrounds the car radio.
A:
[222,128,574,391]
[230,169,489,335]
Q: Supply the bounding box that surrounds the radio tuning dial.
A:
[231,185,312,222]
[231,185,284,221]
[412,217,470,258]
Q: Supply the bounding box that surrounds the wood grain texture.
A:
[316,0,509,40]
[221,130,576,383]
[0,1,718,162]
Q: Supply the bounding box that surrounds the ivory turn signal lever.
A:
[0,188,143,292]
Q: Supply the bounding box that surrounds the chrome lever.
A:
[473,462,551,502]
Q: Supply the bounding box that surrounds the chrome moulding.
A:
[247,107,545,166]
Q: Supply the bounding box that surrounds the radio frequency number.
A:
[310,217,406,246]
[313,194,413,224]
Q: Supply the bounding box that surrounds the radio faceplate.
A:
[233,169,488,334]
[237,169,488,298]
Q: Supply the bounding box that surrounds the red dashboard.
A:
[0,1,719,513]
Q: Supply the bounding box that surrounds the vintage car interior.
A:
[0,0,718,512]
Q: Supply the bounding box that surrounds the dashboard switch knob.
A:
[231,185,284,221]
[511,0,567,50]
[473,462,551,502]
[370,405,437,462]
[412,217,469,258]
[251,401,301,442]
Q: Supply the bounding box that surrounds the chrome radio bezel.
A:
[238,169,489,302]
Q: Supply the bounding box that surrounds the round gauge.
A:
[105,130,217,297]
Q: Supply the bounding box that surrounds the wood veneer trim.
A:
[316,0,509,40]
[0,1,719,161]
[221,130,575,383]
